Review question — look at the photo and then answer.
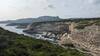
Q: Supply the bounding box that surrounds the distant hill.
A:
[7,16,61,26]
[0,20,13,23]
[6,18,34,26]
[36,16,60,22]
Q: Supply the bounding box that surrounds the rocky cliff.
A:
[23,18,100,56]
[70,25,100,56]
[23,21,72,40]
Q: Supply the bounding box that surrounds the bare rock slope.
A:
[70,25,100,56]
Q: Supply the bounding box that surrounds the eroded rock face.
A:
[70,25,100,55]
[58,33,72,45]
[27,22,70,33]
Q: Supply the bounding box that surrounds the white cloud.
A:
[88,0,100,4]
[46,0,100,18]
[0,0,100,21]
[0,0,57,20]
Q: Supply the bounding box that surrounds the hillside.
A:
[6,16,62,29]
[6,18,34,26]
[0,27,86,56]
[24,18,100,56]
[74,18,100,29]
[0,20,13,23]
[6,16,61,26]
[70,25,100,56]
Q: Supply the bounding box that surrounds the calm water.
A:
[0,23,24,34]
[0,23,55,42]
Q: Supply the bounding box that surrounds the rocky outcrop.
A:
[58,33,72,45]
[24,21,74,41]
[70,25,100,56]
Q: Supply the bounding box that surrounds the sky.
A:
[0,0,100,21]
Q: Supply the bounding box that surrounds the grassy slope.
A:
[73,18,100,29]
[0,27,86,56]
